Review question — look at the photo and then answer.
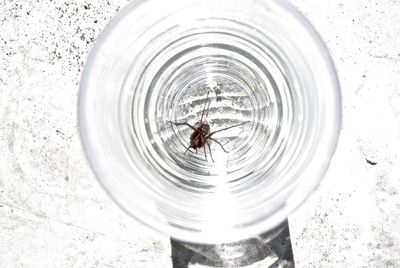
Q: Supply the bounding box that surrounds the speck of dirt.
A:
[366,158,377,165]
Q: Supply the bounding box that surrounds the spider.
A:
[170,91,249,162]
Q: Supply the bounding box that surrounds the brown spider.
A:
[170,91,249,162]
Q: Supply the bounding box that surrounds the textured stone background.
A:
[0,0,399,267]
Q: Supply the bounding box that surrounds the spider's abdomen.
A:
[193,137,205,148]
[190,129,206,149]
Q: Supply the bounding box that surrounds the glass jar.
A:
[79,0,341,244]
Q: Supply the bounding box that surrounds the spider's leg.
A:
[208,121,250,137]
[169,121,196,131]
[209,137,228,153]
[207,142,214,162]
[184,144,192,154]
[199,91,210,123]
[204,146,207,162]
[204,98,211,119]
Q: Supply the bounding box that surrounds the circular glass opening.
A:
[79,0,341,243]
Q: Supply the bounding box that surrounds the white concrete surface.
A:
[1,0,399,267]
[289,1,400,267]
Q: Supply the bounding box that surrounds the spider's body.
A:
[190,123,210,149]
[170,91,248,162]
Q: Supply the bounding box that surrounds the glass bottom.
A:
[170,219,294,267]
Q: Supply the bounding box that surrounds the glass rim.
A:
[78,0,342,243]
